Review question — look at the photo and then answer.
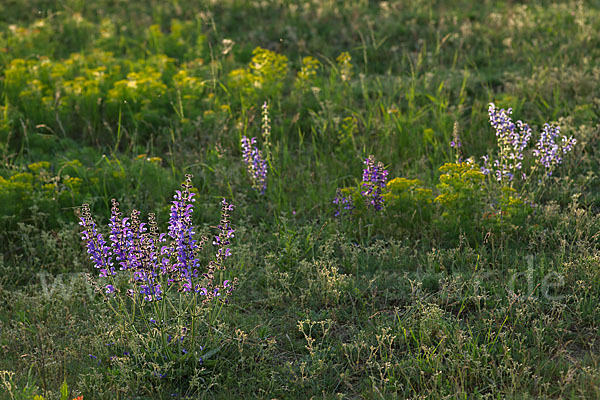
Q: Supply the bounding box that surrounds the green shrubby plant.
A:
[106,57,174,129]
[383,177,434,226]
[172,67,206,120]
[0,161,80,223]
[146,20,207,61]
[228,46,289,104]
[4,58,54,125]
[433,163,534,240]
[481,186,533,233]
[1,50,217,148]
[434,161,486,235]
[0,152,178,239]
[0,19,54,59]
[294,56,321,92]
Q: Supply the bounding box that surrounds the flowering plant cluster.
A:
[434,161,486,220]
[482,103,576,183]
[533,123,577,176]
[295,56,321,91]
[332,156,388,217]
[3,46,224,149]
[80,175,236,301]
[336,51,354,82]
[79,174,237,376]
[383,177,433,220]
[228,46,289,101]
[482,103,533,182]
[331,155,388,218]
[332,188,355,217]
[361,155,388,211]
[241,135,268,194]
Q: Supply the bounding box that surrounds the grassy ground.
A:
[1,0,599,398]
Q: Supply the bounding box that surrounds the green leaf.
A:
[201,346,221,361]
[60,380,69,400]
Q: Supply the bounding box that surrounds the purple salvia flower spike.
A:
[361,155,388,211]
[241,136,268,194]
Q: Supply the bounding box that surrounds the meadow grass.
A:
[1,0,599,398]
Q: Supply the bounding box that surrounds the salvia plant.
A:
[79,174,237,376]
[482,103,576,184]
[361,155,388,211]
[532,122,577,177]
[482,103,533,183]
[450,121,463,162]
[241,135,268,194]
[332,155,388,219]
[261,101,272,163]
[332,188,355,217]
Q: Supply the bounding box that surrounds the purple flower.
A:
[485,103,576,181]
[241,136,268,194]
[214,199,235,264]
[80,204,114,277]
[332,188,354,217]
[79,175,236,306]
[361,155,388,211]
[485,103,532,182]
[108,199,131,270]
[532,123,576,175]
[167,175,203,293]
[81,200,167,301]
[198,199,237,301]
[480,155,491,175]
